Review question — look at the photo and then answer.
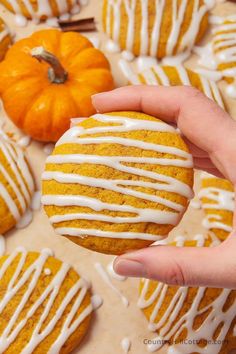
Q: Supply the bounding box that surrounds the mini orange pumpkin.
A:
[0,29,114,142]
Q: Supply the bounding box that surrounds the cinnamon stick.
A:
[59,17,97,32]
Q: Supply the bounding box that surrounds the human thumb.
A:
[113,235,236,288]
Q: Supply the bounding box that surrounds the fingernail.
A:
[91,94,103,112]
[114,259,146,278]
[91,92,105,101]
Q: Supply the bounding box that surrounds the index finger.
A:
[92,85,236,182]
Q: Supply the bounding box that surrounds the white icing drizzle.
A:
[87,35,100,49]
[136,56,158,72]
[6,0,85,23]
[196,16,236,99]
[91,294,103,310]
[213,19,236,73]
[16,209,33,229]
[161,51,191,66]
[18,135,31,148]
[120,63,225,109]
[42,113,193,242]
[45,17,59,27]
[43,143,55,156]
[202,214,233,232]
[0,134,34,224]
[199,178,235,233]
[14,14,28,27]
[199,187,234,212]
[0,235,6,256]
[44,268,51,275]
[0,248,92,353]
[30,191,41,211]
[121,337,131,353]
[105,0,213,57]
[138,235,236,354]
[189,199,201,209]
[94,262,129,307]
[107,257,127,281]
[194,43,218,70]
[70,117,87,128]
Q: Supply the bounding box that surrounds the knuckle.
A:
[182,86,204,100]
[164,261,186,286]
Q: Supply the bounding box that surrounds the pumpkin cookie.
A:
[0,131,34,234]
[199,173,234,242]
[212,16,236,98]
[42,111,194,255]
[127,64,225,108]
[0,29,114,142]
[103,0,212,59]
[0,247,92,353]
[0,17,12,61]
[138,235,236,354]
[0,0,81,21]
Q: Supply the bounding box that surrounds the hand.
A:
[92,85,236,289]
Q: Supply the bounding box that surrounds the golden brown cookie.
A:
[103,0,211,58]
[42,111,194,255]
[0,132,34,234]
[138,235,236,354]
[212,16,236,99]
[0,248,92,353]
[0,17,12,61]
[0,0,80,21]
[199,173,234,242]
[126,64,225,109]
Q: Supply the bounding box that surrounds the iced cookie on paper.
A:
[212,16,236,98]
[0,248,92,353]
[103,0,213,58]
[42,111,194,255]
[0,0,82,22]
[138,235,236,354]
[199,173,234,242]
[125,64,225,109]
[0,131,34,234]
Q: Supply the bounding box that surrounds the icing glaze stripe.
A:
[42,113,193,241]
[0,135,34,222]
[199,178,234,233]
[4,0,78,19]
[138,235,236,354]
[120,64,225,109]
[105,0,213,56]
[0,248,92,352]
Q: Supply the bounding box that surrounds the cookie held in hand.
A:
[42,111,194,255]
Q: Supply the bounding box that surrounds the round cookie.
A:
[0,131,34,234]
[211,16,236,98]
[138,235,236,354]
[42,111,194,255]
[0,248,92,353]
[199,173,234,242]
[0,0,80,21]
[0,17,12,61]
[103,0,212,59]
[124,64,225,108]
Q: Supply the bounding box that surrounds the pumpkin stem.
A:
[31,46,68,84]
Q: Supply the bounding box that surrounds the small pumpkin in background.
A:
[0,29,114,142]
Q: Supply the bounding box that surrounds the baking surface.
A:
[0,1,236,353]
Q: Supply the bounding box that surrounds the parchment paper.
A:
[0,1,236,353]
